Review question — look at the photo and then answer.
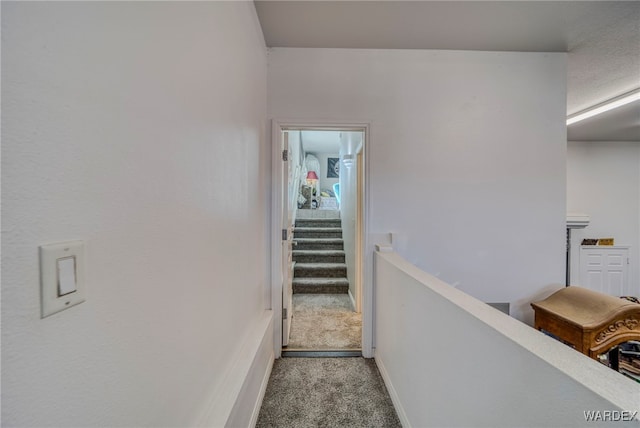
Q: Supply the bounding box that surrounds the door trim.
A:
[270,119,372,358]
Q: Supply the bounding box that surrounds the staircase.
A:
[292,217,349,294]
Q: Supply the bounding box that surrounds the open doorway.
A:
[272,124,367,357]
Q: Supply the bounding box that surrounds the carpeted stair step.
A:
[293,278,350,294]
[293,250,346,263]
[295,219,342,228]
[294,263,347,278]
[294,238,344,251]
[294,227,343,239]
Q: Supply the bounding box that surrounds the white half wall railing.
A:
[374,247,640,428]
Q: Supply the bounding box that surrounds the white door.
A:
[579,246,629,296]
[281,132,294,346]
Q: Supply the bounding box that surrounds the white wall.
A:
[567,141,640,296]
[375,250,640,427]
[315,153,340,191]
[2,2,270,427]
[339,132,363,301]
[268,48,567,323]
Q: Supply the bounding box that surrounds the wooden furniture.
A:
[531,286,640,360]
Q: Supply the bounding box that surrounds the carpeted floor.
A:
[256,357,401,428]
[287,294,361,350]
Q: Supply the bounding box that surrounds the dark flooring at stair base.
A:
[256,358,401,428]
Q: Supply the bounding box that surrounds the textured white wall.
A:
[268,48,567,322]
[1,2,268,426]
[567,141,640,296]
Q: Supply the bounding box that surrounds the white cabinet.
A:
[579,246,629,296]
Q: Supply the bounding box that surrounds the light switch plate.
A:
[40,241,86,318]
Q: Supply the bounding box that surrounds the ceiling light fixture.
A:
[567,89,640,126]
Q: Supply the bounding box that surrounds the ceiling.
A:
[300,130,341,154]
[255,1,640,141]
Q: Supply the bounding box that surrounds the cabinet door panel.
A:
[579,247,628,296]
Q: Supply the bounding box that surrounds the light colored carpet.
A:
[296,208,340,219]
[256,357,401,428]
[287,294,361,350]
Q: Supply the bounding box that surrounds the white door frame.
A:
[270,119,372,358]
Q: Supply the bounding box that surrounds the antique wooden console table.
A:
[531,286,640,360]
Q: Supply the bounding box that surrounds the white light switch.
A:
[40,241,85,318]
[57,256,77,296]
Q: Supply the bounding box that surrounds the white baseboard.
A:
[248,351,274,427]
[196,310,274,428]
[348,289,356,311]
[374,351,410,428]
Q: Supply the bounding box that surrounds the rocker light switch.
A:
[40,241,86,318]
[57,256,77,296]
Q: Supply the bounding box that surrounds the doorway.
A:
[271,122,369,358]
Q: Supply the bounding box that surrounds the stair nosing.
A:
[294,238,344,242]
[293,278,350,283]
[294,227,342,231]
[292,250,345,254]
[294,262,347,268]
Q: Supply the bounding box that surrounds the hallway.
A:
[256,357,401,428]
